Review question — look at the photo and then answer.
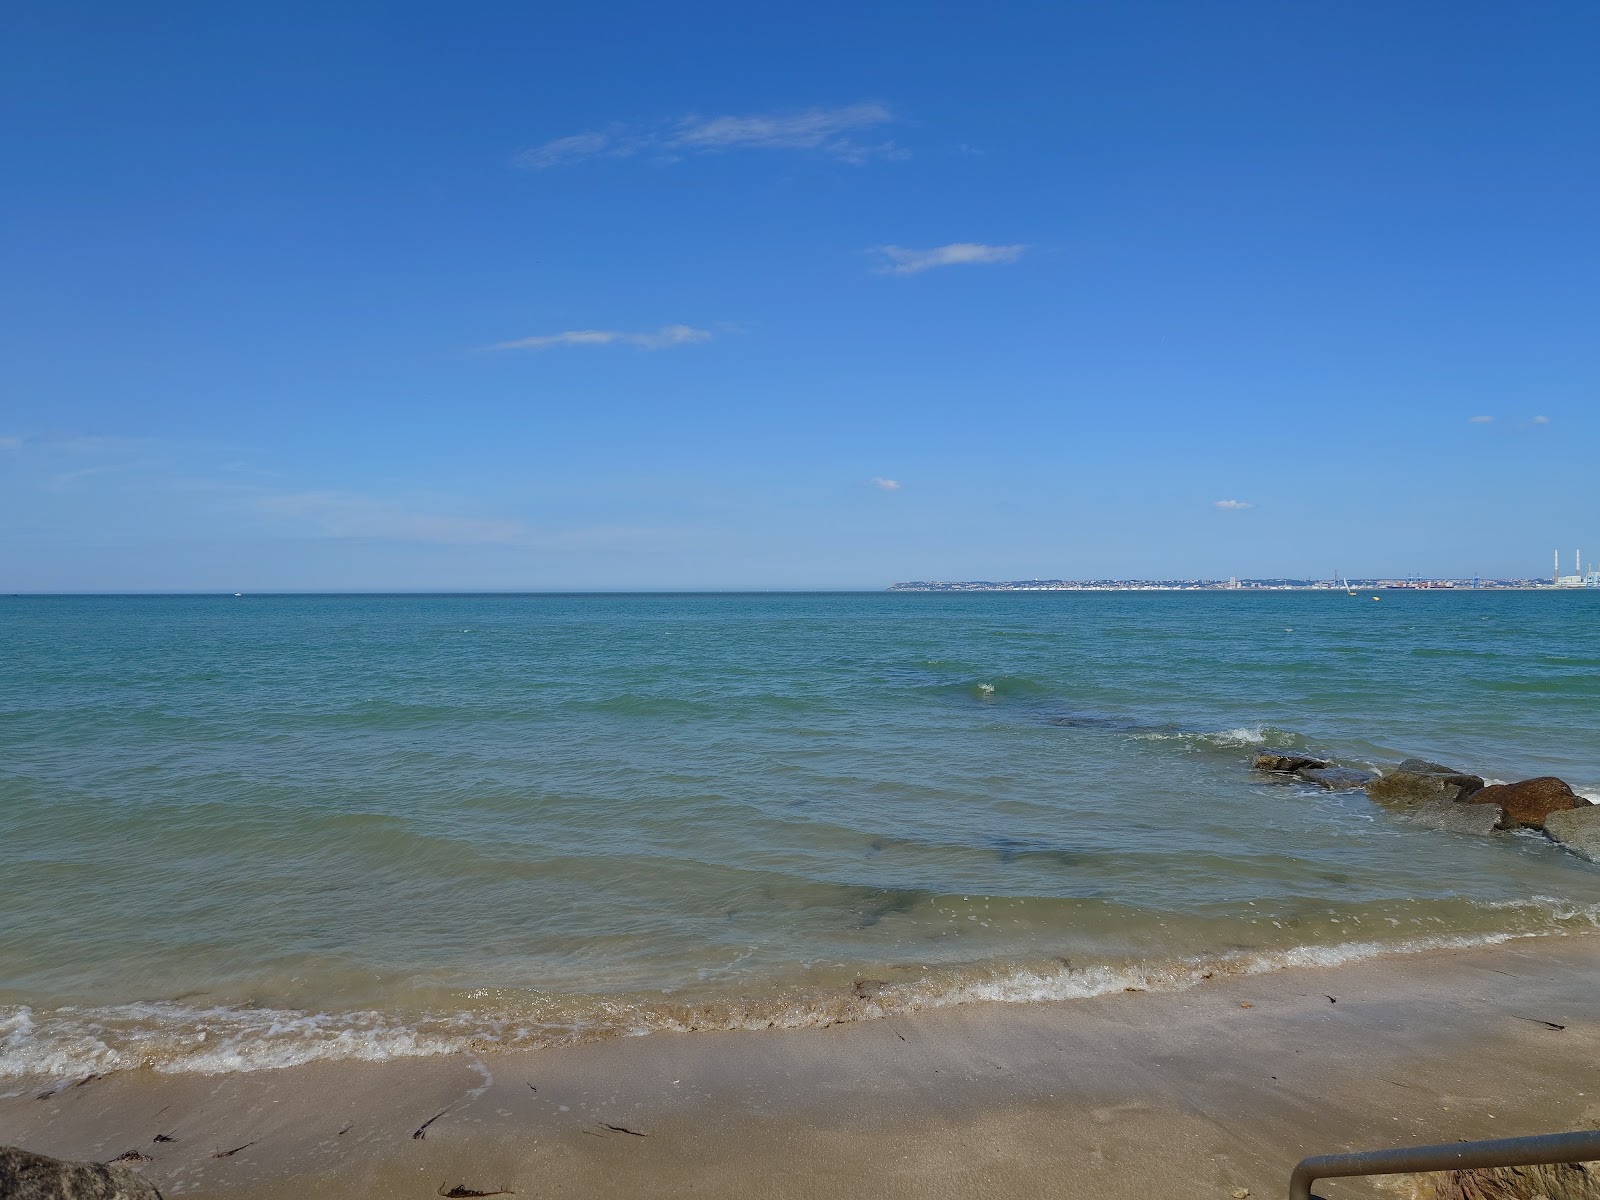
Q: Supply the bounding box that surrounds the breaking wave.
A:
[6,901,1598,1081]
[1129,724,1291,749]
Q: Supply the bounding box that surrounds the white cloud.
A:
[518,130,615,170]
[0,436,21,450]
[672,104,894,156]
[870,477,901,491]
[873,243,1026,276]
[255,492,525,545]
[515,103,899,169]
[484,324,713,352]
[1533,415,1550,424]
[1468,415,1494,423]
[1213,499,1254,510]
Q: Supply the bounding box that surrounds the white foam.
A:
[7,907,1597,1082]
[1214,726,1269,746]
[464,1054,494,1099]
[1132,726,1271,748]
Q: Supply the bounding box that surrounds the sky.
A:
[2,1,1597,591]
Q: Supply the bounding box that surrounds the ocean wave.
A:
[6,902,1597,1081]
[1047,716,1308,751]
[1129,725,1285,749]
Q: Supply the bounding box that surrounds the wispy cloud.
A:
[0,436,21,451]
[672,104,895,157]
[521,131,613,170]
[870,477,901,491]
[49,459,163,490]
[1213,499,1254,510]
[1468,415,1494,424]
[515,103,901,170]
[1533,415,1550,425]
[872,243,1026,276]
[255,491,526,545]
[484,324,713,353]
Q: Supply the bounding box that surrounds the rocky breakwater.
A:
[1252,752,1597,859]
[1366,758,1500,836]
[1253,753,1375,792]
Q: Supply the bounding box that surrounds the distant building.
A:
[1554,549,1589,589]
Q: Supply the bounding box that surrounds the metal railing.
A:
[1291,1130,1600,1200]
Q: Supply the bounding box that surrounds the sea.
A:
[3,590,1599,1080]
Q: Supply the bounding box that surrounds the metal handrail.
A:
[1290,1130,1600,1200]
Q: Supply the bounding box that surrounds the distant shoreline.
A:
[889,579,1565,591]
[1,583,1587,597]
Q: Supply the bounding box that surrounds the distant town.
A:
[887,578,1563,592]
[891,552,1600,592]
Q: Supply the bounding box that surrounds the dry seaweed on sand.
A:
[413,1107,451,1139]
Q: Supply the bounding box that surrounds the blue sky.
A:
[2,1,1596,590]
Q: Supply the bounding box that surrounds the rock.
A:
[1295,766,1375,790]
[1253,752,1329,774]
[1462,777,1588,830]
[0,1146,163,1200]
[1368,759,1485,807]
[1404,797,1503,836]
[1412,1160,1600,1200]
[1544,807,1600,863]
[1394,757,1462,775]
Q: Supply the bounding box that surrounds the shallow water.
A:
[3,590,1599,1076]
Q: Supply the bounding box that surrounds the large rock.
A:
[1544,806,1600,863]
[1368,758,1485,807]
[1253,752,1329,774]
[1393,757,1462,775]
[1295,766,1375,790]
[0,1146,162,1200]
[1404,797,1503,836]
[1414,1160,1600,1200]
[1462,776,1588,829]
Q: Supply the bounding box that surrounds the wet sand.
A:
[4,937,1598,1199]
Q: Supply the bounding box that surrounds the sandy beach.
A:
[4,935,1598,1199]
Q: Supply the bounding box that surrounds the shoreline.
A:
[4,935,1598,1199]
[7,912,1599,1079]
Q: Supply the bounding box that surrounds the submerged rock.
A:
[1544,807,1600,863]
[1368,759,1485,807]
[1295,766,1375,790]
[1252,752,1329,774]
[0,1146,162,1200]
[1462,777,1588,829]
[1404,797,1503,836]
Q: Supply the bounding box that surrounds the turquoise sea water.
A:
[3,591,1599,1077]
